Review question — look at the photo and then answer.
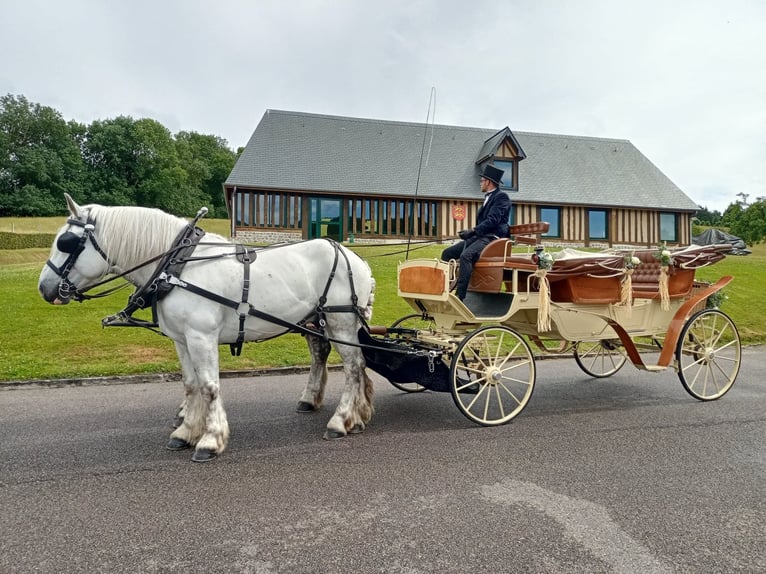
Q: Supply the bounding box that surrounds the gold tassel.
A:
[659,265,670,310]
[535,269,551,332]
[620,268,633,316]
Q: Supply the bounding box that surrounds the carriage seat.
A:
[629,249,694,299]
[469,222,549,293]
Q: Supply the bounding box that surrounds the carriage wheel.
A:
[449,325,536,426]
[573,340,628,378]
[386,314,435,393]
[676,309,741,401]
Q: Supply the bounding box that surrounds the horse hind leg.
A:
[324,342,374,440]
[345,369,374,435]
[296,334,331,413]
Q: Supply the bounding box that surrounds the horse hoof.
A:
[166,437,191,451]
[172,415,184,429]
[349,423,365,434]
[296,401,317,413]
[191,449,218,463]
[323,429,346,440]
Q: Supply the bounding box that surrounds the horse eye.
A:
[56,232,82,254]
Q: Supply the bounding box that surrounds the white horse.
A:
[39,194,376,462]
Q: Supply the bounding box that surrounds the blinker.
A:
[57,231,84,254]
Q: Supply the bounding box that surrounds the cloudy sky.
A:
[2,0,764,212]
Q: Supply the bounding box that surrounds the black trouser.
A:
[441,235,493,299]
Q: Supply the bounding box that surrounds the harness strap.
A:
[164,274,322,339]
[314,239,361,330]
[231,244,253,356]
[104,236,367,355]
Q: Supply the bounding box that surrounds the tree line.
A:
[0,93,238,218]
[695,192,766,246]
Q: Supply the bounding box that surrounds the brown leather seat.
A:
[469,223,549,293]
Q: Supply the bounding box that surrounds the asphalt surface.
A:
[1,348,764,573]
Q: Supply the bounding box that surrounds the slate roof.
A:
[226,110,699,211]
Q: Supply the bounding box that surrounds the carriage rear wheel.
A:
[449,325,536,426]
[573,339,628,378]
[676,309,741,400]
[386,313,436,393]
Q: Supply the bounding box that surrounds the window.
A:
[493,160,516,190]
[346,198,438,238]
[588,209,608,240]
[234,191,302,229]
[540,207,561,237]
[660,212,677,242]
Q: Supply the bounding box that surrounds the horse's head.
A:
[38,193,113,305]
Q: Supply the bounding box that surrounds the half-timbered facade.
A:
[224,110,698,247]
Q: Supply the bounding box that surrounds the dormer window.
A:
[493,160,516,190]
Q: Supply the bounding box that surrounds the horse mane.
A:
[87,204,190,269]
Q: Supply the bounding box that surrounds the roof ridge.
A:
[266,110,633,144]
[265,109,500,134]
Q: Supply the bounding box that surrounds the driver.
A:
[441,164,511,301]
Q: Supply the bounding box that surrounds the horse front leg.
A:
[166,342,196,447]
[296,334,331,413]
[167,336,230,462]
[324,343,374,440]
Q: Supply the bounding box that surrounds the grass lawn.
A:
[1,220,763,381]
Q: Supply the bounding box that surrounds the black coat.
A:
[474,188,511,238]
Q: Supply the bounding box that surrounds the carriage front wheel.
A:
[676,309,741,400]
[449,325,536,426]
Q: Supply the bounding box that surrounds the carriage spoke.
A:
[497,381,526,406]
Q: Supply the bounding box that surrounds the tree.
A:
[694,206,722,226]
[0,94,86,215]
[81,116,204,215]
[80,116,140,206]
[174,131,237,218]
[1,94,238,217]
[730,199,766,245]
[721,202,744,229]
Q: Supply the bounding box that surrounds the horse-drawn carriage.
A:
[360,222,740,426]
[39,197,740,461]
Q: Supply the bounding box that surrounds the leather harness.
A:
[103,234,364,356]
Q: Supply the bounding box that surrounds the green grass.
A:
[1,222,763,381]
[0,216,233,237]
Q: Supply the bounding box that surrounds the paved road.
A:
[2,348,764,573]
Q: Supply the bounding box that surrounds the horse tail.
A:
[362,275,375,322]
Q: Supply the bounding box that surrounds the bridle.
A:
[45,215,111,301]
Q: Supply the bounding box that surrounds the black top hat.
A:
[480,164,504,186]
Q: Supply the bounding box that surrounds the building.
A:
[224,110,698,247]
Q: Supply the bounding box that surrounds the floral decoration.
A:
[707,289,727,309]
[654,242,674,267]
[624,253,641,270]
[534,250,555,270]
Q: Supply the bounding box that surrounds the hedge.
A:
[0,232,56,249]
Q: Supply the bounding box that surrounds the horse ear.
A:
[64,193,83,218]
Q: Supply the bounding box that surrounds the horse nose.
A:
[38,281,66,304]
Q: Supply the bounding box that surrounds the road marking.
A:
[481,479,672,574]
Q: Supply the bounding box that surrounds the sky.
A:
[2,0,764,213]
